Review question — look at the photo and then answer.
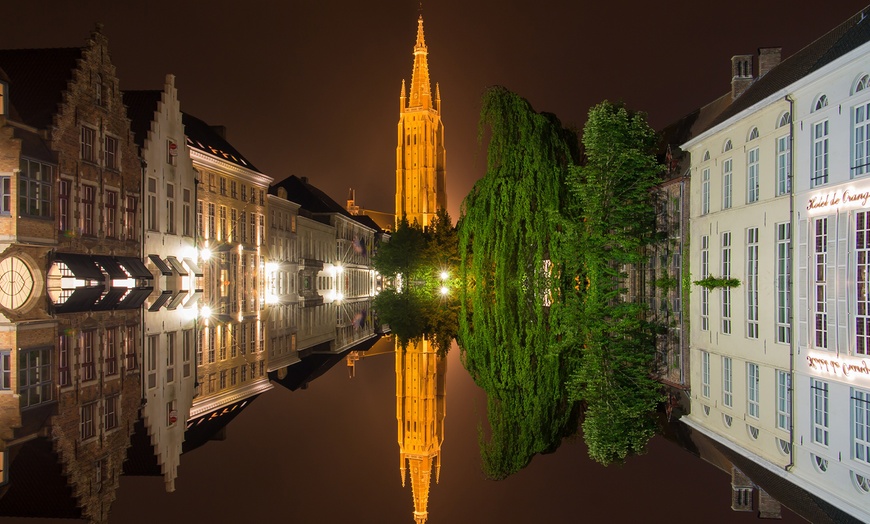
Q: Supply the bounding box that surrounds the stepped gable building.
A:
[123,77,198,493]
[0,25,143,523]
[396,14,446,228]
[681,6,870,522]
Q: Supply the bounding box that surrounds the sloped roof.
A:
[182,112,259,172]
[271,175,352,216]
[122,90,162,149]
[706,6,870,131]
[0,47,81,129]
[0,438,80,519]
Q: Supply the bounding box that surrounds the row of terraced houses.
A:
[0,25,386,522]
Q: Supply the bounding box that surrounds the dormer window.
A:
[814,94,829,112]
[702,151,710,162]
[778,112,791,128]
[723,140,733,152]
[748,127,759,141]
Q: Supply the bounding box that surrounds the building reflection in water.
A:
[0,25,384,523]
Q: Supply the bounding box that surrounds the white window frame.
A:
[858,211,870,355]
[777,370,791,431]
[814,217,829,349]
[853,100,870,176]
[747,227,759,339]
[776,222,791,344]
[701,235,709,331]
[701,167,710,215]
[722,232,732,334]
[722,356,733,408]
[747,147,760,203]
[812,120,829,187]
[812,378,829,446]
[777,134,791,195]
[722,158,732,209]
[853,388,870,464]
[747,362,760,419]
[701,350,710,398]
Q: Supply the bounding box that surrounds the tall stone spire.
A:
[408,15,431,109]
[396,13,446,229]
[396,337,446,524]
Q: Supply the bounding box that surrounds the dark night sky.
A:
[3,0,869,220]
[2,1,869,522]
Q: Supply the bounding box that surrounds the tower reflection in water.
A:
[0,29,384,519]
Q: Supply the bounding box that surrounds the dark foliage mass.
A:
[458,87,665,476]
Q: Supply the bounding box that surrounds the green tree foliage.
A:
[372,209,460,354]
[564,101,666,465]
[458,86,580,479]
[372,216,425,279]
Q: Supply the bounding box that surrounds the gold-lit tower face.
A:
[396,15,447,229]
[396,337,446,524]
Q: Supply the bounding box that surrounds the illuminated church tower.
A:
[396,337,446,524]
[396,14,446,228]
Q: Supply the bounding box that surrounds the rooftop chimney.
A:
[731,54,754,100]
[209,125,226,140]
[757,488,782,519]
[758,47,782,77]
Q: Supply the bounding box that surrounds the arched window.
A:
[723,140,733,152]
[778,112,791,128]
[748,127,759,141]
[702,151,710,162]
[854,74,870,95]
[814,94,829,112]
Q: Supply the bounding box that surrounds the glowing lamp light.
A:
[440,286,449,296]
[335,264,344,274]
[440,271,449,281]
[200,306,212,319]
[201,248,212,261]
[265,262,278,274]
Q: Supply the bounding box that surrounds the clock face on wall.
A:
[0,256,34,310]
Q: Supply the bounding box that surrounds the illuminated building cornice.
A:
[188,148,273,187]
[188,379,273,420]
